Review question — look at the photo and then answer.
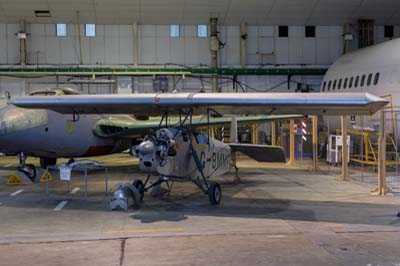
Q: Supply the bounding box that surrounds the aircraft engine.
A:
[136,128,176,175]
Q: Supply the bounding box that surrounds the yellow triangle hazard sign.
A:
[6,173,26,185]
[40,171,53,183]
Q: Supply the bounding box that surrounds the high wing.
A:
[93,114,302,138]
[12,92,387,116]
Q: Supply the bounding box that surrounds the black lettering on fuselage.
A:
[200,151,206,169]
[211,151,230,170]
[212,152,217,169]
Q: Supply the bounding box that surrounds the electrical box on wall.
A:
[344,34,353,41]
[17,32,27,39]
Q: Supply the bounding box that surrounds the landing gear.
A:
[17,152,36,181]
[208,182,221,205]
[130,186,142,209]
[133,179,145,201]
[40,157,57,169]
[18,164,36,181]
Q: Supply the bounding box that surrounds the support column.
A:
[76,11,83,65]
[312,116,319,172]
[230,116,239,183]
[240,22,246,67]
[251,124,258,144]
[19,19,26,65]
[271,121,276,146]
[210,17,219,92]
[133,21,139,65]
[287,119,295,166]
[377,111,387,195]
[338,116,351,181]
[342,23,351,54]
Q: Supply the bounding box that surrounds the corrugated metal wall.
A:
[0,24,381,66]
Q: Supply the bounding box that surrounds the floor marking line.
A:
[54,201,68,211]
[70,187,80,194]
[106,228,185,234]
[10,189,23,196]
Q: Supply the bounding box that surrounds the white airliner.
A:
[320,37,400,135]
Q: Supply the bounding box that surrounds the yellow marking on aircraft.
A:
[106,228,185,234]
[66,120,74,134]
[196,144,208,148]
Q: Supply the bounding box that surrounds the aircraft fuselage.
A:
[0,105,131,158]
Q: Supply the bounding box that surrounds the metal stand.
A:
[45,160,109,199]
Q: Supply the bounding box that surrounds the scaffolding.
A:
[337,129,399,166]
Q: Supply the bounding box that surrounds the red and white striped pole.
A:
[302,117,307,142]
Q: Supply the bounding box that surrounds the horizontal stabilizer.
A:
[229,144,286,163]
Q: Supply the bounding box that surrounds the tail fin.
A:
[229,143,286,163]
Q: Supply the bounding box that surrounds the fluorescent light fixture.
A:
[35,10,51,17]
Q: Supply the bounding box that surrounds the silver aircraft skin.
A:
[12,91,387,206]
[0,105,130,159]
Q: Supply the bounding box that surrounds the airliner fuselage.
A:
[321,38,400,137]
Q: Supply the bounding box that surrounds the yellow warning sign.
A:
[40,171,53,183]
[6,173,26,185]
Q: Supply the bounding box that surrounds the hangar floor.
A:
[0,154,399,266]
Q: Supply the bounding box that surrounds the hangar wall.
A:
[1,24,348,66]
[0,24,397,100]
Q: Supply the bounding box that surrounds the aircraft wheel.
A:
[208,182,221,205]
[130,186,142,209]
[18,164,37,182]
[133,180,145,201]
[40,157,57,169]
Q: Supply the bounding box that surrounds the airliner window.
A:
[349,77,354,88]
[367,73,372,86]
[328,81,331,91]
[360,75,366,86]
[338,79,342,90]
[344,78,348,89]
[355,76,359,87]
[374,73,380,85]
[322,81,326,91]
[333,80,337,90]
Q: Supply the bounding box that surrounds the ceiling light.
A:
[34,10,51,18]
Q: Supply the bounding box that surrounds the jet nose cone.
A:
[0,105,48,135]
[0,119,7,135]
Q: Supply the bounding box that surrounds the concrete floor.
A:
[0,154,400,266]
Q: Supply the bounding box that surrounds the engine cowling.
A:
[136,128,176,175]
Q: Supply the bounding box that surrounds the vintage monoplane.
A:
[12,92,387,207]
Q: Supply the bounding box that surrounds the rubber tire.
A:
[19,164,37,182]
[40,157,57,169]
[133,180,145,201]
[208,182,221,205]
[130,185,142,210]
